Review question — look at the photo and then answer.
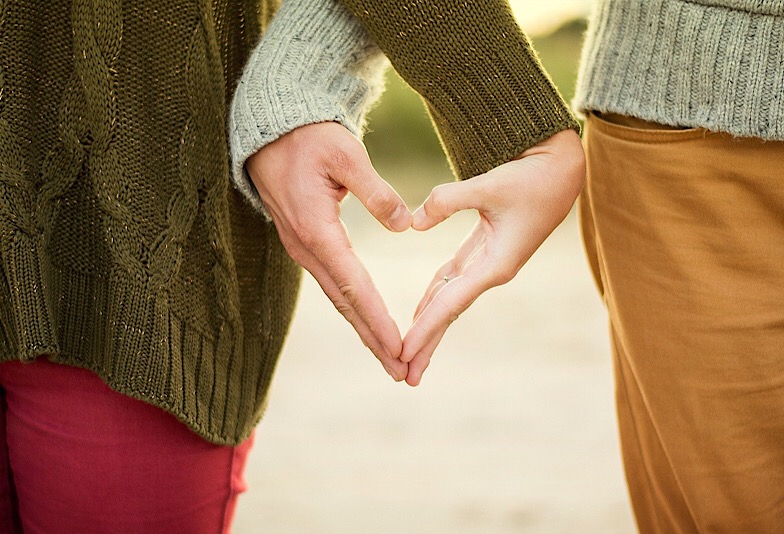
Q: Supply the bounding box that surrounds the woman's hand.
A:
[246,122,412,381]
[401,129,586,386]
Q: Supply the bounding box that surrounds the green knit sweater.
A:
[0,0,577,445]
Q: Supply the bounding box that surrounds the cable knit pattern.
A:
[1,0,576,445]
[0,0,297,445]
[229,0,388,217]
[0,0,32,238]
[75,1,146,279]
[0,0,59,357]
[574,0,784,139]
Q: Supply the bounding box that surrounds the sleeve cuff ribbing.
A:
[338,0,580,180]
[228,0,389,218]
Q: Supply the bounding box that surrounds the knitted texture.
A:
[1,0,577,445]
[574,0,784,139]
[337,0,580,180]
[229,0,388,217]
[0,0,301,446]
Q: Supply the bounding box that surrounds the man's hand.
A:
[246,122,412,381]
[401,129,586,386]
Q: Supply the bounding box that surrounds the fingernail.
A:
[412,207,426,229]
[388,204,411,232]
[382,364,400,381]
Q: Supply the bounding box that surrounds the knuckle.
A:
[283,244,306,264]
[276,231,307,262]
[337,283,360,306]
[333,300,354,319]
[296,229,315,248]
[325,287,357,321]
[431,295,460,325]
[428,185,450,215]
[365,188,397,217]
[288,215,324,249]
[288,217,310,241]
[295,226,323,252]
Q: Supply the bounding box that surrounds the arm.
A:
[229,0,411,381]
[231,0,584,385]
[228,0,389,217]
[337,0,585,385]
[336,0,580,179]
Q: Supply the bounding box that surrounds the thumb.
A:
[328,141,411,232]
[412,179,484,231]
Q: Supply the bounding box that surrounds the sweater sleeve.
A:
[336,0,580,180]
[228,0,389,216]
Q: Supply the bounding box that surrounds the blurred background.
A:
[235,2,637,532]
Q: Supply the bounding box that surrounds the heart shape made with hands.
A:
[245,122,585,387]
[339,195,481,387]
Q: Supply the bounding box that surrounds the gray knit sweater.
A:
[229,0,387,216]
[574,0,784,140]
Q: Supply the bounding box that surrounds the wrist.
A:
[228,0,389,216]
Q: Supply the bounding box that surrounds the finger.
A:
[405,329,445,386]
[412,260,453,325]
[411,224,485,325]
[310,224,404,364]
[401,265,494,365]
[412,180,486,231]
[328,143,411,232]
[274,201,405,376]
[404,234,492,381]
[400,280,449,368]
[301,246,408,381]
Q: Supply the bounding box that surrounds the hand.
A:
[401,129,586,386]
[245,122,412,381]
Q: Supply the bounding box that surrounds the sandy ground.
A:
[233,197,636,533]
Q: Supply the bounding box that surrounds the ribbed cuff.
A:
[574,0,784,140]
[339,0,580,180]
[228,0,389,218]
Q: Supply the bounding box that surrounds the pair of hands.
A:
[246,122,585,386]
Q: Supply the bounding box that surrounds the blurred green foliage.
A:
[363,18,587,204]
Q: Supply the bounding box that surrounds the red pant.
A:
[0,358,254,533]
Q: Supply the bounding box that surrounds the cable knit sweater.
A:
[0,0,576,445]
[574,0,784,139]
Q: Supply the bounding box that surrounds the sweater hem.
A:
[0,353,264,446]
[0,252,282,446]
